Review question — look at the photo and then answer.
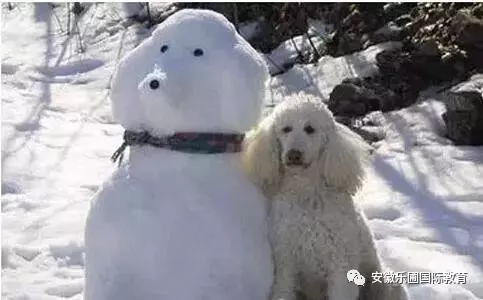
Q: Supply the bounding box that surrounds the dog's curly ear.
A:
[319,123,372,194]
[242,117,281,197]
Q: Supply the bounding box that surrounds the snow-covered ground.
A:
[2,3,482,299]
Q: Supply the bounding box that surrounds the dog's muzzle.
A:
[285,149,304,166]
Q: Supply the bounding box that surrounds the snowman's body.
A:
[84,9,272,300]
[85,148,271,300]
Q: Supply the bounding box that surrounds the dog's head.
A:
[273,98,335,169]
[242,93,371,196]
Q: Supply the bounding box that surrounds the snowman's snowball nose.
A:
[149,79,160,90]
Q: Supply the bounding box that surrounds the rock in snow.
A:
[443,74,483,145]
[84,9,272,300]
[328,77,401,117]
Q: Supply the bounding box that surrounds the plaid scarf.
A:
[111,130,245,165]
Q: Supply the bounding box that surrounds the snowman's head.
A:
[111,9,268,135]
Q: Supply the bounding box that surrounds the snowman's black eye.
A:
[160,45,169,53]
[193,48,204,57]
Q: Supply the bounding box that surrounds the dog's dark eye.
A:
[304,125,315,135]
[193,48,204,57]
[282,126,292,133]
[160,45,169,53]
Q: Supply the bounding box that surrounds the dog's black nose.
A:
[149,79,160,90]
[286,149,303,164]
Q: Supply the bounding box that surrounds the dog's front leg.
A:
[270,258,298,300]
[328,270,359,300]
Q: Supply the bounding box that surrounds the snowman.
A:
[84,9,272,300]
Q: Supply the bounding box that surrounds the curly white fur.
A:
[242,93,409,300]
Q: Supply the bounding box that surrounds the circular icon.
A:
[347,269,365,286]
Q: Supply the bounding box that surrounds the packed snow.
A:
[85,8,272,300]
[2,3,483,300]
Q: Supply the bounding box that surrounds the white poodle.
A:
[242,94,409,300]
